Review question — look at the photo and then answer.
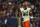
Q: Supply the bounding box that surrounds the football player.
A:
[20,2,32,27]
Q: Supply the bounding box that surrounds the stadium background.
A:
[0,0,40,27]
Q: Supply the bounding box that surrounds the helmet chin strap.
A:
[24,7,27,10]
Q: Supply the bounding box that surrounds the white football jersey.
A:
[20,7,31,22]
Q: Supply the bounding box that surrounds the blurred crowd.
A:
[0,0,40,18]
[0,0,40,27]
